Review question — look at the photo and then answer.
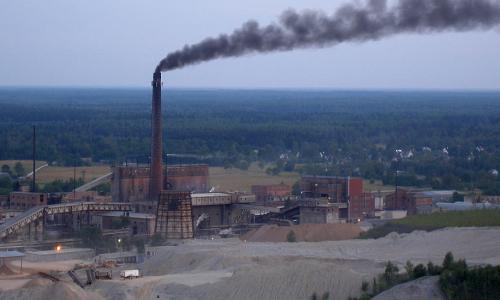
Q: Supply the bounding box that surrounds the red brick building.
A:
[299,176,372,221]
[9,192,48,210]
[384,189,411,211]
[350,192,376,220]
[165,164,208,193]
[411,196,433,215]
[111,164,209,203]
[300,176,363,202]
[251,183,291,203]
[111,167,151,203]
[384,188,433,215]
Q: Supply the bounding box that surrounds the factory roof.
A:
[0,250,25,259]
[25,248,93,255]
[100,212,155,219]
[191,193,230,198]
[302,175,362,180]
[418,190,455,196]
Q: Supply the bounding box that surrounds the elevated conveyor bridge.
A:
[0,202,132,239]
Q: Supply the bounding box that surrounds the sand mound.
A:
[157,258,379,300]
[241,223,362,242]
[373,276,445,300]
[0,282,104,300]
[22,278,53,288]
[0,264,17,276]
[143,248,256,275]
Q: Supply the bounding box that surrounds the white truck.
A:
[120,269,140,279]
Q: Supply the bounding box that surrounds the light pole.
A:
[117,238,123,258]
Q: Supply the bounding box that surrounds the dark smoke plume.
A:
[157,0,500,72]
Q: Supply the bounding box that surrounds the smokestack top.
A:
[152,70,161,87]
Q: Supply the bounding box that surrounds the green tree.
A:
[134,238,146,254]
[383,261,399,286]
[452,192,464,202]
[427,261,441,276]
[0,176,13,195]
[14,162,25,177]
[292,181,301,196]
[1,165,11,175]
[413,264,427,279]
[286,230,297,243]
[361,281,369,293]
[443,252,455,270]
[405,261,414,279]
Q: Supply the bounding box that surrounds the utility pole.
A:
[73,159,76,201]
[395,156,400,209]
[32,126,36,192]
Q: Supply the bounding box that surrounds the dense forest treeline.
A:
[0,88,499,194]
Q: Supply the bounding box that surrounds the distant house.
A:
[482,195,500,205]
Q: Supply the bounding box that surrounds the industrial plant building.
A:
[251,183,291,203]
[99,212,156,236]
[111,164,209,204]
[299,176,374,221]
[9,192,48,210]
[384,188,434,215]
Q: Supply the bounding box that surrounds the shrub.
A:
[413,264,427,279]
[405,261,414,279]
[286,230,297,242]
[427,261,442,276]
[443,252,455,270]
[150,233,165,246]
[383,261,399,285]
[361,281,369,292]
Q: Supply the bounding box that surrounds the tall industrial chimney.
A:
[150,70,163,201]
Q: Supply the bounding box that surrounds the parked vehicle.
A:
[120,269,140,279]
[95,269,112,280]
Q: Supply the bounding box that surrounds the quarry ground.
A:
[1,227,500,300]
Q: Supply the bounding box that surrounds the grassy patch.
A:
[209,163,299,192]
[362,179,394,192]
[36,165,111,184]
[0,160,47,173]
[360,210,500,239]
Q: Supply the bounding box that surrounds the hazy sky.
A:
[1,0,500,89]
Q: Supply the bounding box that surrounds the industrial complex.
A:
[0,71,476,244]
[1,71,497,300]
